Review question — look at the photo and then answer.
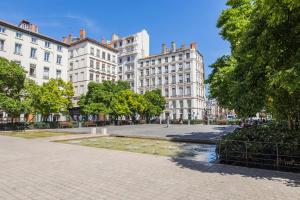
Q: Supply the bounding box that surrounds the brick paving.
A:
[0,135,299,200]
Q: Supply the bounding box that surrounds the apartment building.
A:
[0,19,69,84]
[109,30,149,91]
[138,42,206,120]
[66,29,118,106]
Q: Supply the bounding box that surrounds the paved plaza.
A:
[47,124,235,141]
[0,135,299,200]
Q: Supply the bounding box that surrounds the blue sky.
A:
[0,0,230,78]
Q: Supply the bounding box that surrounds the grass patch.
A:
[0,131,71,139]
[59,136,216,159]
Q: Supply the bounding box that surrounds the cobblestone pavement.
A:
[0,135,299,200]
[46,124,236,141]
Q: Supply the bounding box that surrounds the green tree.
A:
[207,0,300,129]
[27,79,74,121]
[79,80,131,122]
[0,57,26,122]
[143,89,166,122]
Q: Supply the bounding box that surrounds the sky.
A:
[0,0,230,79]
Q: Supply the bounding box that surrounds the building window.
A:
[146,69,149,76]
[127,56,130,62]
[152,78,155,86]
[186,53,190,59]
[158,77,162,85]
[158,67,162,74]
[30,48,37,58]
[69,75,72,82]
[90,47,94,55]
[96,49,100,57]
[43,67,49,79]
[164,65,168,73]
[165,57,168,63]
[44,51,50,62]
[0,27,5,33]
[171,64,176,72]
[179,87,183,96]
[172,88,176,97]
[151,68,155,74]
[179,74,183,83]
[45,41,50,48]
[165,88,169,97]
[90,59,94,68]
[179,54,183,60]
[140,79,144,87]
[16,32,22,39]
[57,55,62,64]
[57,45,62,51]
[186,62,190,69]
[31,37,37,44]
[102,51,106,59]
[96,61,100,69]
[172,56,175,61]
[158,58,161,64]
[56,69,61,78]
[89,73,93,81]
[172,75,176,84]
[107,53,111,61]
[146,79,150,87]
[29,64,36,77]
[146,60,149,66]
[0,40,4,51]
[186,86,191,95]
[102,63,106,72]
[186,73,190,83]
[151,60,155,65]
[14,43,22,55]
[165,76,169,84]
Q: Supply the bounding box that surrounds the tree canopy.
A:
[0,57,27,120]
[26,79,74,121]
[206,0,300,129]
[79,81,166,122]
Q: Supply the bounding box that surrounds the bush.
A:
[217,122,300,171]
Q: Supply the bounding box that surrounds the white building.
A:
[109,30,149,91]
[0,19,69,84]
[66,29,118,107]
[138,42,206,120]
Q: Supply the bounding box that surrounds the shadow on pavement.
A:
[170,156,300,188]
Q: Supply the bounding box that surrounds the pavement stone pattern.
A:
[0,135,299,200]
[46,124,236,141]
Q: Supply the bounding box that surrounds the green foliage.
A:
[79,81,166,122]
[207,0,300,129]
[26,79,74,121]
[0,57,26,118]
[143,89,166,121]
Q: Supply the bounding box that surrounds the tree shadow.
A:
[170,143,300,188]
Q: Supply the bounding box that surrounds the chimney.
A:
[162,43,167,54]
[62,37,68,43]
[171,41,176,52]
[101,37,106,44]
[30,24,38,33]
[111,33,119,41]
[68,34,73,44]
[181,43,186,49]
[190,42,197,49]
[79,28,86,39]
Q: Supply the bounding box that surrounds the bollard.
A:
[90,127,96,135]
[100,128,108,135]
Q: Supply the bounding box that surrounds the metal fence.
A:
[217,139,300,171]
